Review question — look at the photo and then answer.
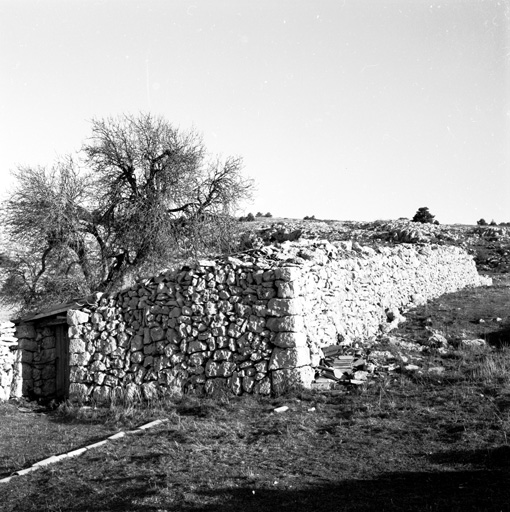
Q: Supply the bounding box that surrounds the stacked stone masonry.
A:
[0,321,22,400]
[59,240,490,401]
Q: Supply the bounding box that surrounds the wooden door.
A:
[55,324,69,399]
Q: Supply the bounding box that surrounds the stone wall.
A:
[63,240,490,401]
[0,321,22,400]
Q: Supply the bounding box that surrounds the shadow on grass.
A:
[17,468,509,512]
[179,470,510,512]
[430,445,510,468]
[485,327,510,348]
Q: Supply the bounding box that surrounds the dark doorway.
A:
[55,324,70,399]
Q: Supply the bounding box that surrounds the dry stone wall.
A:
[65,240,490,401]
[0,321,22,400]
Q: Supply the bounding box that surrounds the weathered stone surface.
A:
[188,341,208,354]
[276,281,299,298]
[254,376,271,394]
[67,310,90,326]
[69,338,86,354]
[267,298,304,317]
[15,324,36,339]
[269,346,311,370]
[69,383,88,399]
[274,267,301,282]
[131,351,144,364]
[19,339,38,352]
[150,327,165,342]
[130,335,143,351]
[205,360,236,378]
[272,332,307,348]
[213,349,233,361]
[205,378,230,396]
[69,352,92,366]
[142,382,158,400]
[266,316,305,333]
[271,366,314,394]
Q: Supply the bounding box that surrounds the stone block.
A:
[272,332,307,348]
[205,377,230,396]
[41,379,56,396]
[22,363,32,379]
[276,281,300,298]
[40,348,56,362]
[142,382,158,400]
[205,360,236,378]
[267,298,303,317]
[100,338,117,354]
[257,288,277,300]
[90,312,104,324]
[266,316,304,333]
[271,366,314,394]
[130,335,143,351]
[242,375,255,393]
[0,371,11,388]
[69,383,89,400]
[69,352,91,366]
[131,351,143,364]
[92,386,111,403]
[68,326,82,338]
[69,338,86,354]
[67,310,90,326]
[42,365,56,380]
[213,349,233,361]
[19,339,38,352]
[69,366,87,383]
[150,326,165,342]
[274,267,301,282]
[15,324,36,339]
[0,386,9,401]
[269,346,311,370]
[253,376,271,395]
[188,341,208,354]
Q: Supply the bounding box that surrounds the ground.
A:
[1,219,510,511]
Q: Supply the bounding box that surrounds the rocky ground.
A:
[237,217,510,275]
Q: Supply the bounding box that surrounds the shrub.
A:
[412,207,437,224]
[477,219,488,226]
[264,212,272,218]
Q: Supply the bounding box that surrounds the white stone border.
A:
[0,418,168,484]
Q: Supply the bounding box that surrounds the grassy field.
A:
[1,275,510,511]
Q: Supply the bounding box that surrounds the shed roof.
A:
[15,293,102,324]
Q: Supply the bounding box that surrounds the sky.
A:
[0,0,509,225]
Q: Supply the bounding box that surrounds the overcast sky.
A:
[1,0,508,224]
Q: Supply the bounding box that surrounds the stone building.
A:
[6,240,491,402]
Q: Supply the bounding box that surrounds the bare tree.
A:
[1,114,252,312]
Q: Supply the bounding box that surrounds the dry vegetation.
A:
[1,221,510,511]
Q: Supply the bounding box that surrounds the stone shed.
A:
[11,240,491,402]
[14,299,98,400]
